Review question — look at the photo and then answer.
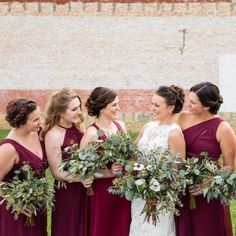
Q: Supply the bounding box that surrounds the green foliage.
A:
[230,200,236,235]
[203,170,236,204]
[0,163,54,226]
[59,142,105,181]
[99,131,142,166]
[59,131,141,181]
[178,153,219,209]
[0,130,8,140]
[108,148,185,225]
[180,153,236,209]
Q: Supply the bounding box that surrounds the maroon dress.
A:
[175,118,233,236]
[0,138,48,236]
[51,125,87,236]
[85,121,131,236]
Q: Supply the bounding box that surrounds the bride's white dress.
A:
[129,121,181,236]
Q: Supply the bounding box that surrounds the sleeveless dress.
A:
[85,121,131,236]
[0,138,48,236]
[129,121,181,236]
[51,125,87,236]
[175,118,233,236]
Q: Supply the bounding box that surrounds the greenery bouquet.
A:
[59,142,107,195]
[0,163,54,226]
[108,148,185,225]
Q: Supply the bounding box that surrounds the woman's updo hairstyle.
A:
[5,99,37,128]
[86,87,117,117]
[156,85,185,114]
[190,82,223,114]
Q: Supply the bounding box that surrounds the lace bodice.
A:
[137,122,181,153]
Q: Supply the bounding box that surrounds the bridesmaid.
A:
[0,99,48,236]
[175,82,235,236]
[80,87,131,236]
[42,88,92,236]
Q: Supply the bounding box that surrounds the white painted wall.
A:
[0,16,236,90]
[219,55,236,112]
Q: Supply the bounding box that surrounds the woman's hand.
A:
[81,178,94,188]
[20,208,32,218]
[188,184,204,196]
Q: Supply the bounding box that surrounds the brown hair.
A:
[41,88,84,138]
[190,82,223,114]
[5,99,37,128]
[156,85,185,114]
[86,87,117,118]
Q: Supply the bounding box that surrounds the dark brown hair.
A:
[190,82,223,114]
[5,99,37,128]
[86,87,117,117]
[156,85,185,114]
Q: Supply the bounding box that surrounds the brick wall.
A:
[0,0,236,131]
[0,89,236,132]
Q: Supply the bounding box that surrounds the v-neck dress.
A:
[0,138,48,236]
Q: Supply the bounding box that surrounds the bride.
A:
[129,85,186,236]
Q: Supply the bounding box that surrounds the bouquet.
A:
[99,131,142,173]
[0,163,54,226]
[59,142,107,195]
[203,168,236,204]
[179,152,218,209]
[108,148,185,225]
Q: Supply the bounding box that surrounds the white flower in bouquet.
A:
[133,163,144,171]
[135,179,146,186]
[149,178,161,192]
[146,164,156,172]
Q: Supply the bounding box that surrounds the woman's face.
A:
[151,94,174,121]
[23,107,41,132]
[187,91,206,115]
[60,97,82,124]
[101,96,120,121]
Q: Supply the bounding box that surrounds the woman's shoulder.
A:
[44,126,64,143]
[176,111,193,129]
[0,140,17,152]
[0,139,19,162]
[82,125,99,139]
[178,110,190,121]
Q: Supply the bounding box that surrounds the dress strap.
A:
[0,138,20,148]
[92,123,100,131]
[113,120,124,132]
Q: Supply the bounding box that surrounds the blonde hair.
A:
[41,88,85,138]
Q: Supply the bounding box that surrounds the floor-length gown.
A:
[85,121,131,236]
[0,139,48,236]
[129,121,181,236]
[51,125,87,236]
[175,118,233,236]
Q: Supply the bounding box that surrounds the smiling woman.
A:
[0,98,48,236]
[80,87,131,236]
[41,87,91,236]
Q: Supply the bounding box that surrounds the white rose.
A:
[149,178,161,192]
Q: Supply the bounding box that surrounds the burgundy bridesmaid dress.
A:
[0,139,48,236]
[51,125,87,236]
[175,118,233,236]
[85,121,131,236]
